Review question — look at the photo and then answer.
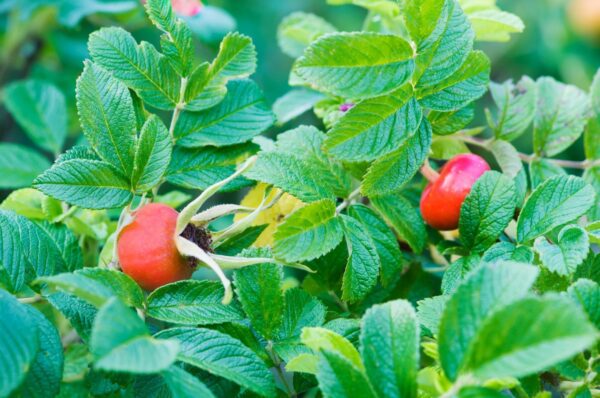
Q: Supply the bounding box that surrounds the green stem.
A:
[18,295,43,304]
[335,187,362,214]
[458,134,600,170]
[266,341,296,397]
[54,206,78,223]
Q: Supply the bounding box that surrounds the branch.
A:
[420,159,440,183]
[336,188,362,214]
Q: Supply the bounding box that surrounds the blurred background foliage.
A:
[0,0,598,186]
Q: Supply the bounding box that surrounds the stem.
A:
[54,206,78,223]
[168,77,189,141]
[458,134,600,170]
[439,375,472,398]
[61,330,80,348]
[18,295,43,304]
[336,188,362,214]
[329,290,351,314]
[420,159,440,183]
[266,341,296,397]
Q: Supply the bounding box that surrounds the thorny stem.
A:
[420,158,441,183]
[457,134,600,170]
[336,188,362,214]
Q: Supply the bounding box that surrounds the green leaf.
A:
[587,70,600,159]
[0,188,47,220]
[0,210,30,292]
[277,12,337,58]
[490,140,523,179]
[135,364,218,398]
[233,262,284,340]
[132,115,172,193]
[14,217,83,277]
[481,242,534,264]
[161,365,217,398]
[273,88,326,125]
[286,353,319,374]
[403,0,445,44]
[341,215,380,302]
[0,143,51,189]
[33,159,133,209]
[216,225,268,256]
[147,280,245,325]
[462,295,598,379]
[428,105,474,136]
[175,79,274,147]
[20,306,64,398]
[438,262,539,381]
[441,254,481,294]
[275,125,352,197]
[88,27,180,110]
[47,292,97,343]
[294,32,415,99]
[468,9,524,42]
[459,171,516,253]
[156,327,276,397]
[584,166,600,221]
[91,298,179,373]
[166,143,256,191]
[488,77,535,141]
[47,0,137,27]
[246,151,336,202]
[273,199,343,262]
[76,61,137,177]
[371,194,427,253]
[323,84,422,161]
[348,204,403,287]
[0,290,39,397]
[37,268,145,308]
[4,79,67,154]
[568,278,600,329]
[413,0,474,89]
[534,224,590,276]
[145,0,194,76]
[316,350,378,398]
[418,51,491,112]
[529,158,566,189]
[301,327,362,368]
[430,135,470,160]
[417,295,449,336]
[277,288,326,340]
[534,77,591,157]
[362,118,432,196]
[360,299,419,398]
[516,175,596,243]
[185,32,257,111]
[458,386,506,398]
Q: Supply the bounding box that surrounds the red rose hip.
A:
[420,154,490,231]
[117,203,192,291]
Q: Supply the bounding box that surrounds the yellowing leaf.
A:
[234,183,304,246]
